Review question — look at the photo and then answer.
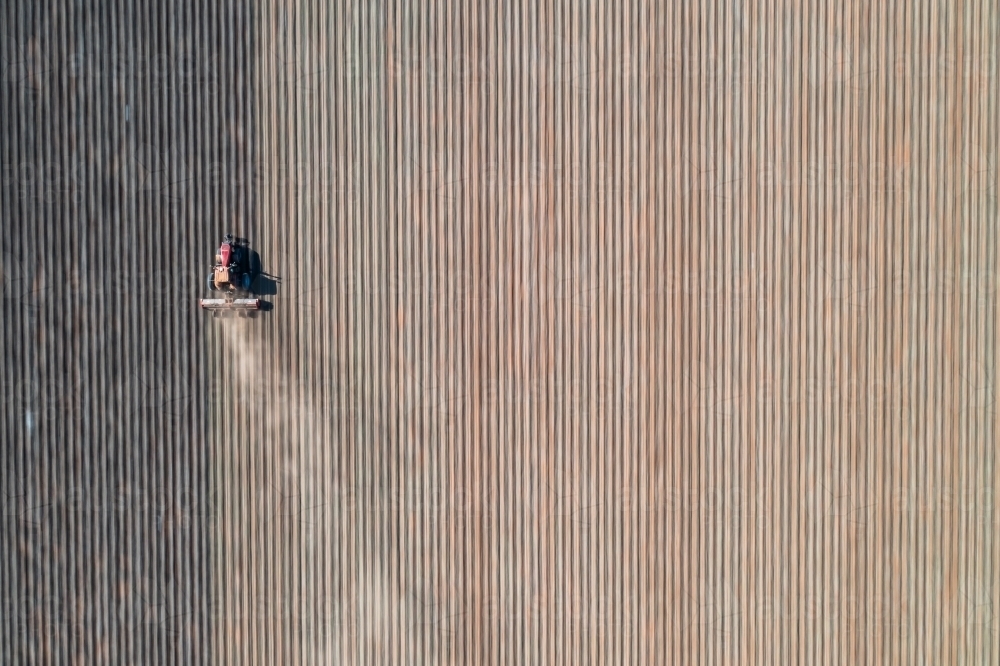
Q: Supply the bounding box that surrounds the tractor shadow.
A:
[248,249,282,297]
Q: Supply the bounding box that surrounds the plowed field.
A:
[2,1,998,663]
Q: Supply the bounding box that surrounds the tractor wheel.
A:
[207,274,217,292]
[241,273,253,292]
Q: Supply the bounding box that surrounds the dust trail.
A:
[214,317,427,663]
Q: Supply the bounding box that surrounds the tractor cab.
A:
[217,234,245,268]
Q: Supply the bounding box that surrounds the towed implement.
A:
[199,233,262,314]
[199,297,261,312]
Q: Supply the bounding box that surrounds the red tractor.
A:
[200,233,262,313]
[207,233,254,293]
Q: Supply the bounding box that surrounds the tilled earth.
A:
[3,0,999,663]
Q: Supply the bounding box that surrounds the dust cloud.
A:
[213,317,434,663]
